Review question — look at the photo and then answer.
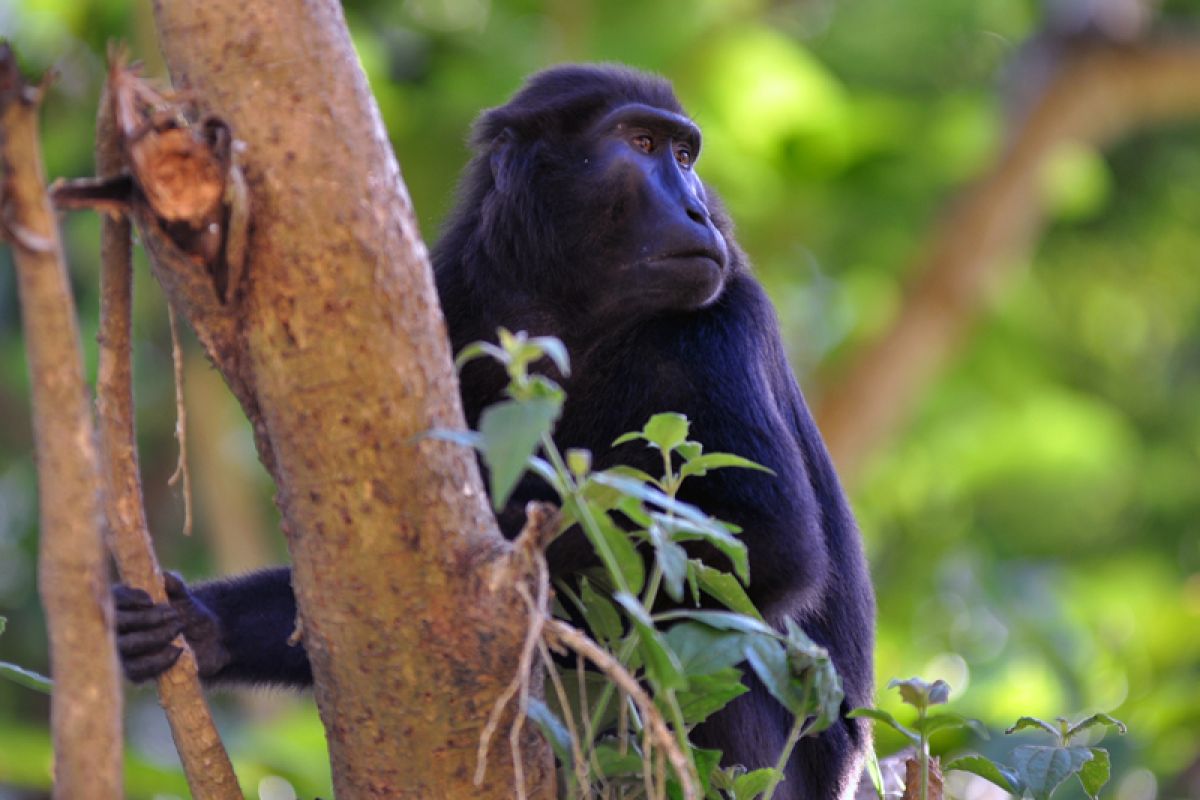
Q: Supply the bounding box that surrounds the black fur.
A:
[113,64,875,799]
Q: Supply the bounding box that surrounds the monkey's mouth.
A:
[649,248,726,271]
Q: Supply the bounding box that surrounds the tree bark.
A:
[0,46,122,800]
[815,36,1200,479]
[138,2,554,796]
[94,77,242,800]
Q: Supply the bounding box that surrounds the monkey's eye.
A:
[675,146,693,169]
[632,134,654,153]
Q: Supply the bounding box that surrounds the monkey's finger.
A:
[112,584,155,609]
[118,620,185,656]
[121,645,183,683]
[116,604,180,635]
[163,571,189,599]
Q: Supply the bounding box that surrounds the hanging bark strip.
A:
[0,45,122,800]
[92,65,242,800]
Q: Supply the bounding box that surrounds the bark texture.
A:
[816,36,1200,479]
[0,47,122,800]
[140,3,554,796]
[94,80,242,800]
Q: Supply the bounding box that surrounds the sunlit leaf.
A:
[1077,748,1111,799]
[1011,745,1093,800]
[680,452,774,480]
[1065,713,1126,744]
[1006,716,1060,739]
[478,397,560,510]
[888,677,950,711]
[654,609,776,637]
[643,412,690,452]
[733,767,780,799]
[944,755,1021,794]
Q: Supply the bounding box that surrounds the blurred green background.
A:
[2,1,1199,798]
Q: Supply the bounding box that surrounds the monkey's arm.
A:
[114,567,312,687]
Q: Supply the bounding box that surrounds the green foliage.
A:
[857,676,1126,800]
[452,332,842,798]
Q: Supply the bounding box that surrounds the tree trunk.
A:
[141,1,554,796]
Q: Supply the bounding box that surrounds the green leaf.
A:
[0,661,52,694]
[454,340,507,370]
[655,513,749,584]
[665,622,754,675]
[782,621,842,733]
[565,448,591,478]
[944,755,1021,793]
[847,707,919,744]
[1011,745,1093,800]
[733,767,781,799]
[655,609,777,637]
[529,335,570,376]
[0,616,6,636]
[585,512,645,595]
[526,698,573,766]
[478,397,560,510]
[613,592,687,690]
[680,452,775,480]
[677,441,704,461]
[673,668,749,725]
[1065,713,1127,744]
[579,578,623,645]
[649,524,688,602]
[594,742,645,777]
[1006,716,1061,738]
[643,412,690,452]
[743,635,813,718]
[693,562,763,619]
[692,746,724,795]
[1077,748,1111,799]
[591,472,724,536]
[887,677,950,711]
[912,712,989,739]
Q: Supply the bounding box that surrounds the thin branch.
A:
[545,619,700,800]
[815,34,1200,478]
[0,44,122,799]
[93,65,241,800]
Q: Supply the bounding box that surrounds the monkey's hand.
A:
[113,572,231,682]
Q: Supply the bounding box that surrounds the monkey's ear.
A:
[489,128,516,194]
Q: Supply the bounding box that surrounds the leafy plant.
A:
[851,678,984,800]
[946,713,1126,800]
[436,330,845,799]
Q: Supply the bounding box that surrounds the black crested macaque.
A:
[114,64,875,799]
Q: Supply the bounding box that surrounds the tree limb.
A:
[815,35,1200,479]
[0,44,122,800]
